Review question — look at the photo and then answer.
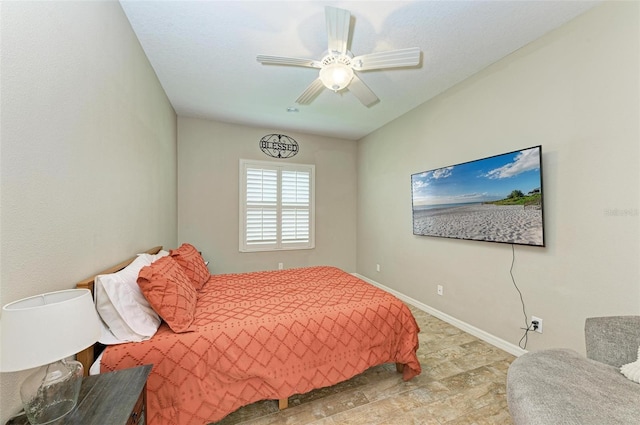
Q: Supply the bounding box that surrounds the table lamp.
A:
[0,289,101,424]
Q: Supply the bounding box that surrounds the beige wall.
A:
[1,0,636,421]
[0,1,177,420]
[177,117,357,274]
[357,2,640,354]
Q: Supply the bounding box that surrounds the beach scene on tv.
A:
[411,146,544,246]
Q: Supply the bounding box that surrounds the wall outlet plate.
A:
[531,316,543,333]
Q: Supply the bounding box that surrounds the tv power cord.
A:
[510,244,535,350]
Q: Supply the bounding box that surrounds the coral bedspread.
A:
[101,266,421,425]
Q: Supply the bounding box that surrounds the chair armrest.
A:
[585,316,640,367]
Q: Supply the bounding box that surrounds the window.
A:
[239,159,315,252]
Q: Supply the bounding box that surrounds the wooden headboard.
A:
[75,246,163,375]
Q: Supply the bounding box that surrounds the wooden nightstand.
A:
[6,364,152,425]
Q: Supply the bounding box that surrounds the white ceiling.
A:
[120,1,600,140]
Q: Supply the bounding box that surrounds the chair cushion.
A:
[507,349,640,425]
[621,345,640,384]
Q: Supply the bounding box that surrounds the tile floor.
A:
[212,305,516,425]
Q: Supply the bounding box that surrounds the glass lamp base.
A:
[20,360,83,425]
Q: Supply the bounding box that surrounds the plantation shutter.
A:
[245,167,278,247]
[281,170,310,244]
[240,160,315,252]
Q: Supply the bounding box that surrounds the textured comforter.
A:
[101,266,421,425]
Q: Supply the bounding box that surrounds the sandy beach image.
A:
[411,146,544,246]
[413,203,543,245]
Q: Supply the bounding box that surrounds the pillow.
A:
[620,345,640,384]
[136,250,169,265]
[94,254,162,343]
[96,318,127,345]
[155,249,170,259]
[170,243,210,291]
[138,249,169,263]
[137,256,197,333]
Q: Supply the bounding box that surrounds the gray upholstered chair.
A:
[507,316,640,425]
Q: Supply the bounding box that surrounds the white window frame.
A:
[239,159,315,252]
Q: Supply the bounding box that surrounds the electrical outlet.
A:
[531,316,543,333]
[278,262,283,270]
[376,264,381,272]
[437,285,443,296]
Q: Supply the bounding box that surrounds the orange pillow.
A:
[137,256,196,333]
[170,243,210,291]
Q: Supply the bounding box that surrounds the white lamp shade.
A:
[319,63,354,91]
[0,289,101,372]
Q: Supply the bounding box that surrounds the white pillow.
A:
[137,250,169,263]
[152,250,170,261]
[94,254,161,343]
[620,345,640,384]
[89,351,104,376]
[97,316,126,345]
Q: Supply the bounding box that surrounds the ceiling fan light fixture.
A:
[319,63,354,92]
[257,6,418,106]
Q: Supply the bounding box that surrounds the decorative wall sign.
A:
[259,134,299,159]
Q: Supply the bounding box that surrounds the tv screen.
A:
[411,146,544,247]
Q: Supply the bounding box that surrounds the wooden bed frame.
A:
[74,246,405,412]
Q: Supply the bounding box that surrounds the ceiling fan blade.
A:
[257,55,321,68]
[348,74,379,107]
[326,6,350,54]
[295,78,325,105]
[351,47,421,71]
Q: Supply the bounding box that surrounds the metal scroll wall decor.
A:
[259,134,299,159]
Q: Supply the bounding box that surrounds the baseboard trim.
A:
[354,273,527,357]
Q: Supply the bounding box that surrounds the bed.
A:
[76,245,421,425]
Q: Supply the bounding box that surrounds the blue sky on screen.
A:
[412,147,541,206]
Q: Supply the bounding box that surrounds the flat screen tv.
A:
[411,146,545,247]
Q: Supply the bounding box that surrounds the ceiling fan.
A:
[257,6,421,107]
